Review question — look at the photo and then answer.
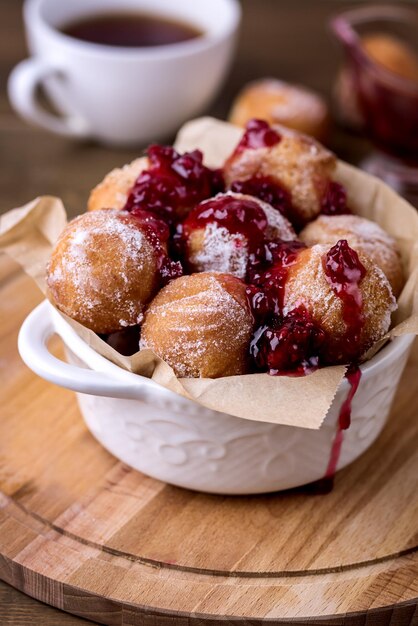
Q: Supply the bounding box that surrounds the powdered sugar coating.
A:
[189,222,249,278]
[186,192,296,279]
[283,244,397,363]
[46,209,158,333]
[141,272,253,377]
[300,214,404,296]
[257,198,296,242]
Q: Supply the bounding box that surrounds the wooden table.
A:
[0,1,416,624]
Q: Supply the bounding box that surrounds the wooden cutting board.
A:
[0,255,417,625]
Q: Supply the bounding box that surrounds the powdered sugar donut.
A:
[223,120,337,229]
[300,214,404,296]
[141,272,253,378]
[229,78,330,141]
[180,192,296,279]
[283,242,397,363]
[46,209,159,333]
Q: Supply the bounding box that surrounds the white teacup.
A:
[8,0,241,146]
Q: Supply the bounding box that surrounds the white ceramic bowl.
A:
[18,300,414,494]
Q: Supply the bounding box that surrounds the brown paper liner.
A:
[0,196,67,291]
[1,118,417,429]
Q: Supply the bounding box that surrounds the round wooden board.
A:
[1,257,418,625]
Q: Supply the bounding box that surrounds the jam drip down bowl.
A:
[18,300,414,494]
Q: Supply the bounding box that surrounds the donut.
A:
[141,272,254,378]
[223,119,337,228]
[229,78,330,141]
[46,209,160,333]
[88,157,149,212]
[180,192,296,279]
[300,214,404,297]
[282,242,397,363]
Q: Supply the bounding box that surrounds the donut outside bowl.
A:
[18,300,414,495]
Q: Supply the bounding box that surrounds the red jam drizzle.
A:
[245,241,329,375]
[180,195,308,284]
[232,119,282,155]
[249,305,326,375]
[124,145,224,226]
[324,364,362,481]
[247,238,368,376]
[286,363,362,495]
[179,194,279,276]
[182,194,267,249]
[127,209,183,285]
[247,239,306,315]
[323,239,366,362]
[230,175,305,230]
[321,181,350,216]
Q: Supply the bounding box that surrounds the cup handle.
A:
[18,301,153,401]
[8,57,91,138]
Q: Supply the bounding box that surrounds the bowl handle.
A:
[18,301,157,401]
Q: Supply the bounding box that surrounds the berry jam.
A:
[323,240,366,361]
[249,306,326,375]
[321,181,350,216]
[248,240,306,316]
[232,119,282,155]
[129,208,170,243]
[180,195,308,283]
[324,364,362,482]
[230,175,304,229]
[124,145,224,226]
[266,239,307,268]
[179,194,278,276]
[127,209,183,285]
[246,241,328,375]
[182,195,267,249]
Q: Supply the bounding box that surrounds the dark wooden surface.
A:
[0,1,414,624]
